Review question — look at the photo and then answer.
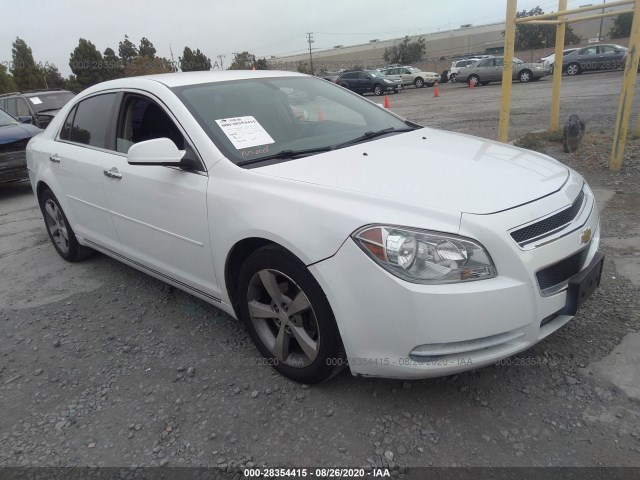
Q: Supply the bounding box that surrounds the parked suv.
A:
[379,66,440,88]
[0,89,75,129]
[337,70,401,96]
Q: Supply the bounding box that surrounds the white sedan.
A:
[27,71,603,383]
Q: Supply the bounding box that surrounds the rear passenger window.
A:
[59,106,77,141]
[68,93,117,148]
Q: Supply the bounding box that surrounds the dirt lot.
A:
[1,71,640,475]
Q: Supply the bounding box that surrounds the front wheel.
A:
[450,73,457,83]
[373,84,383,96]
[468,75,480,87]
[39,189,94,262]
[237,245,346,383]
[414,77,424,88]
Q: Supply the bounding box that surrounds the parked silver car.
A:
[457,56,548,86]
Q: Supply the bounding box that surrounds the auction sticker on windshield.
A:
[29,97,43,105]
[215,116,275,149]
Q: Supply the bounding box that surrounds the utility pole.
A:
[598,0,606,41]
[307,32,315,75]
[217,54,225,70]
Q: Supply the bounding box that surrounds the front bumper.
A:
[0,151,29,184]
[310,180,601,379]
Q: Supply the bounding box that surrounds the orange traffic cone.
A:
[384,96,390,108]
[434,83,440,97]
[252,65,256,71]
[469,78,474,90]
[318,110,324,121]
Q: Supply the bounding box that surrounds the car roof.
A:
[98,70,306,90]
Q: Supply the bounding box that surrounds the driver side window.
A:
[116,95,185,154]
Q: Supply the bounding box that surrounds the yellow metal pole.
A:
[550,0,567,132]
[499,0,518,143]
[611,0,640,170]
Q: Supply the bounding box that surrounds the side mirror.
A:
[18,116,33,124]
[127,138,186,166]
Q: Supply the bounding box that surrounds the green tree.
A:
[0,64,17,93]
[255,58,268,70]
[118,35,138,66]
[228,51,256,70]
[65,75,83,93]
[103,47,124,80]
[10,37,46,90]
[296,61,311,74]
[383,36,426,65]
[69,38,104,88]
[139,37,157,59]
[610,13,633,39]
[513,6,581,50]
[42,64,66,89]
[124,56,173,77]
[179,47,211,71]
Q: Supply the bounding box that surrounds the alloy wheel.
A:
[44,199,70,254]
[246,269,319,368]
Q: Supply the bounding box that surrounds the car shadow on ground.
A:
[0,180,33,200]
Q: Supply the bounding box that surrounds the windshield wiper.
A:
[237,146,334,166]
[36,108,60,114]
[334,127,418,149]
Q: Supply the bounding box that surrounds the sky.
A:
[2,0,590,77]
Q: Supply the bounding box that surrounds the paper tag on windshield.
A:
[29,97,43,105]
[215,116,274,149]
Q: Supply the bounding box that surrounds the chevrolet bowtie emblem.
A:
[581,227,592,245]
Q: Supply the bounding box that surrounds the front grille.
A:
[511,188,585,245]
[536,247,589,294]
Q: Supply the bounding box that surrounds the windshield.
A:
[28,91,75,113]
[0,108,18,127]
[365,70,384,78]
[172,76,416,165]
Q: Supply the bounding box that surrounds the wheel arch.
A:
[225,237,296,317]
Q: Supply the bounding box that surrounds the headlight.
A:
[384,79,393,83]
[353,225,497,284]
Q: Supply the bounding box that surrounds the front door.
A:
[101,93,219,298]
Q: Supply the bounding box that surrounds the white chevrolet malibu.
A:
[26,71,604,383]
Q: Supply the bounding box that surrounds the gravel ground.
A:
[1,71,640,474]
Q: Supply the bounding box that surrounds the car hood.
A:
[255,128,569,215]
[0,122,42,144]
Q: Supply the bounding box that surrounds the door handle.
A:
[49,154,60,163]
[103,167,122,179]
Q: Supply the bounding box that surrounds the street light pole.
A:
[307,32,315,75]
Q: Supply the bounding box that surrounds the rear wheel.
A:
[469,75,480,87]
[39,189,94,262]
[566,63,581,76]
[518,69,532,83]
[237,245,346,383]
[414,77,424,88]
[373,84,383,96]
[450,73,458,83]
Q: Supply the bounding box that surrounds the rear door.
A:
[101,92,219,297]
[598,45,625,70]
[52,93,122,252]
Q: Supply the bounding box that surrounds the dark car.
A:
[337,70,401,96]
[562,44,627,76]
[0,89,75,129]
[0,108,42,184]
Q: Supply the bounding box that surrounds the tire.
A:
[373,84,383,96]
[566,63,581,76]
[236,245,346,383]
[450,73,458,83]
[518,69,532,83]
[39,188,94,262]
[469,75,480,87]
[414,77,424,88]
[549,64,554,75]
